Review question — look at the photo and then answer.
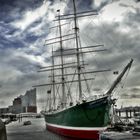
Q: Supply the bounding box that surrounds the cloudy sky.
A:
[0,0,140,111]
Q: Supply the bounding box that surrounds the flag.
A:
[113,71,119,74]
[47,90,51,94]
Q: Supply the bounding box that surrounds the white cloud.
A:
[12,0,67,31]
[12,1,51,30]
[98,0,139,22]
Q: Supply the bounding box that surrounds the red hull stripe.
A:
[46,124,105,140]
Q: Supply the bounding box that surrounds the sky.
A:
[0,0,140,112]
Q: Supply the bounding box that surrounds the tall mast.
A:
[57,10,66,108]
[52,48,56,109]
[72,0,82,100]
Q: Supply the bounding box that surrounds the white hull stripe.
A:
[46,122,107,131]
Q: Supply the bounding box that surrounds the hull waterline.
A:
[46,123,107,139]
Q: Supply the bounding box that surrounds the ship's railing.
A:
[86,94,106,102]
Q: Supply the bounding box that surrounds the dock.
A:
[115,106,140,119]
[100,131,140,140]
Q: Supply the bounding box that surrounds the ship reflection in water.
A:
[6,117,140,140]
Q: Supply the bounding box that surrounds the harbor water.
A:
[6,117,140,140]
[7,117,76,140]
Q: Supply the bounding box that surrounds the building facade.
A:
[0,88,37,115]
[21,88,37,113]
[12,97,22,114]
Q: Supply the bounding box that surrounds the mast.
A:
[106,59,133,96]
[72,0,82,100]
[57,10,66,108]
[52,48,56,109]
[33,1,106,106]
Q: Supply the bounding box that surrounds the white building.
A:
[21,88,36,107]
[12,88,37,113]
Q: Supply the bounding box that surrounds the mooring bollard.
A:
[0,119,7,140]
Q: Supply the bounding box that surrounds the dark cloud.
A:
[0,22,19,37]
[22,19,49,43]
[0,0,44,13]
[76,0,93,11]
[0,0,44,23]
[24,33,39,43]
[0,36,25,49]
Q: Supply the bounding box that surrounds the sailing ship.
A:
[34,0,133,139]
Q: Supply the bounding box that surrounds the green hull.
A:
[44,96,111,127]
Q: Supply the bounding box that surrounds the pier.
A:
[115,106,140,119]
